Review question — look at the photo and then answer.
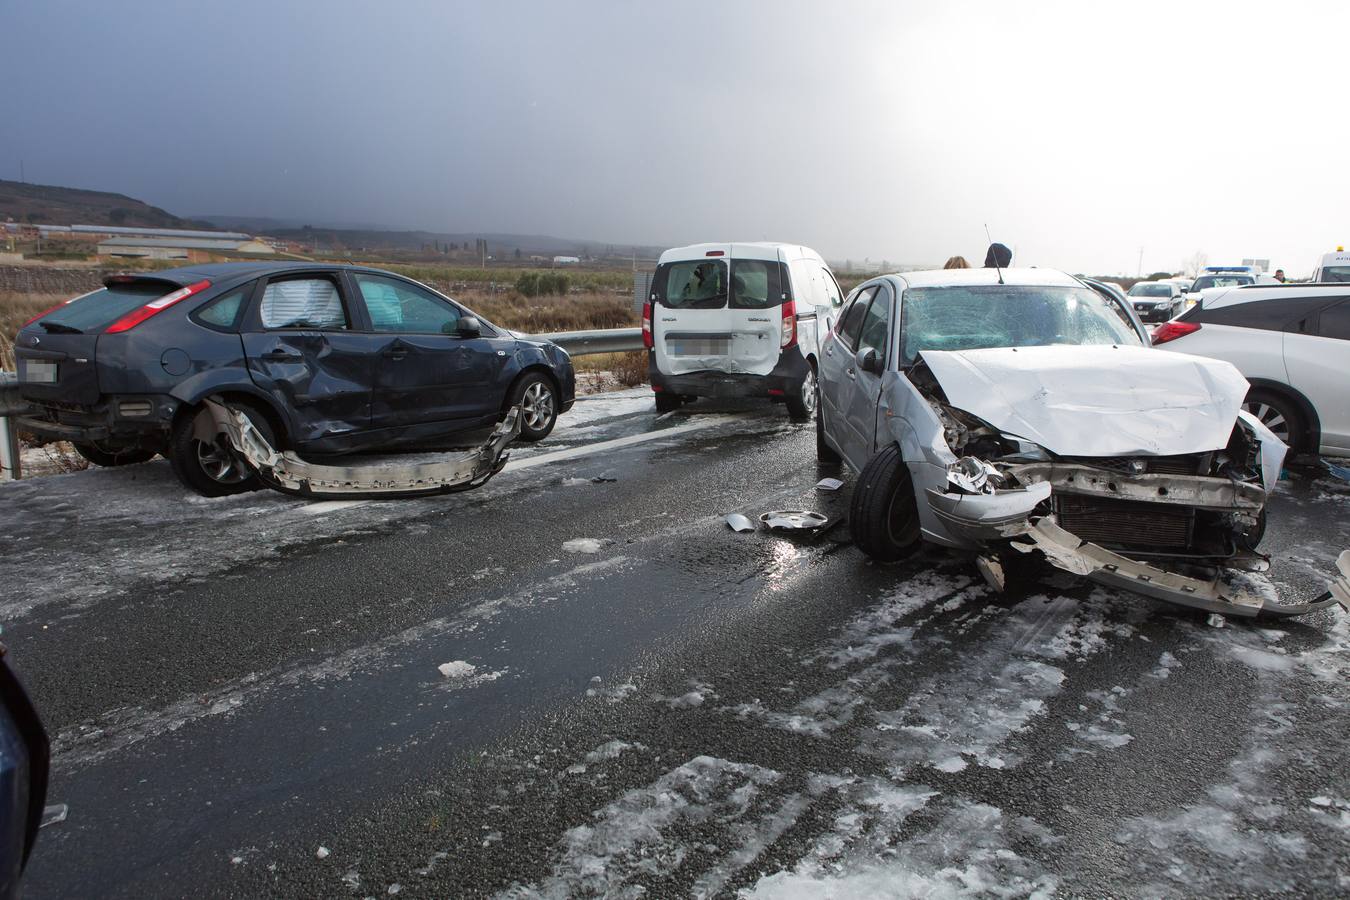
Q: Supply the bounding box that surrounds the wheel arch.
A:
[171,384,291,448]
[1244,377,1320,452]
[500,364,561,414]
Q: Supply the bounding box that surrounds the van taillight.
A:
[641,300,654,349]
[106,280,211,334]
[1151,321,1201,345]
[780,300,797,349]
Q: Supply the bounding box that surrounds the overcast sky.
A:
[2,0,1346,275]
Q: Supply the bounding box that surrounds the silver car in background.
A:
[816,267,1338,618]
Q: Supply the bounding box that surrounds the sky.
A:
[2,0,1347,275]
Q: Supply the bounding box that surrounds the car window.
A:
[1316,300,1350,340]
[857,288,893,359]
[836,287,875,350]
[1191,274,1253,291]
[729,259,784,310]
[260,278,348,330]
[1129,283,1171,297]
[194,286,249,330]
[818,266,843,307]
[1188,296,1335,332]
[354,273,462,334]
[1319,266,1350,283]
[658,259,728,309]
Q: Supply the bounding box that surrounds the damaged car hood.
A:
[918,345,1251,456]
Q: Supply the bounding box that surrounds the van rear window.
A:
[652,258,786,310]
[35,283,173,333]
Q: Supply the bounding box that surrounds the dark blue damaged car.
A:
[13,262,575,496]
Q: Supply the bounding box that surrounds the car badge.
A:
[30,335,39,346]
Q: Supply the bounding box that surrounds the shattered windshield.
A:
[657,260,728,309]
[899,284,1142,364]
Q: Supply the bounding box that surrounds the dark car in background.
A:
[0,654,49,899]
[13,263,575,496]
[1126,280,1185,322]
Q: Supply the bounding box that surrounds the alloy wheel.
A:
[521,381,555,430]
[801,369,818,416]
[195,437,247,484]
[1245,401,1290,444]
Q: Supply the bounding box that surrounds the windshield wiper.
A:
[40,321,83,334]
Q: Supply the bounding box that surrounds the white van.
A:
[643,243,843,419]
[1312,247,1350,283]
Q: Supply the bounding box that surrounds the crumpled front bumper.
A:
[205,399,521,498]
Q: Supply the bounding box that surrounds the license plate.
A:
[23,361,57,383]
[669,338,730,356]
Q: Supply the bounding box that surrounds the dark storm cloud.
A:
[3,0,1347,274]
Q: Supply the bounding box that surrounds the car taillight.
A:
[1151,321,1201,345]
[642,299,654,349]
[780,300,797,349]
[105,280,211,334]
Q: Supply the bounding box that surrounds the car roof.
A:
[890,267,1083,289]
[1199,283,1350,310]
[102,260,409,289]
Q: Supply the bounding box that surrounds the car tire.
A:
[1243,388,1306,453]
[786,362,817,422]
[655,393,682,414]
[510,372,559,442]
[168,405,269,497]
[850,443,922,562]
[72,442,157,468]
[816,383,841,466]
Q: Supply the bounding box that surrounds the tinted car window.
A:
[1317,300,1350,340]
[1186,296,1335,332]
[34,283,172,333]
[194,286,248,329]
[260,278,348,330]
[657,260,727,309]
[1129,283,1172,297]
[858,289,893,358]
[729,259,784,310]
[837,287,875,349]
[1319,266,1350,283]
[354,274,461,334]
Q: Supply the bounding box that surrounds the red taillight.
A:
[1151,320,1201,345]
[105,280,211,334]
[641,299,654,349]
[705,250,725,257]
[780,299,797,349]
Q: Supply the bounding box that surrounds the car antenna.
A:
[984,223,1004,285]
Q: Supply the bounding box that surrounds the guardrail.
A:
[0,327,646,481]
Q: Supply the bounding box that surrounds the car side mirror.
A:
[857,347,883,375]
[456,316,481,338]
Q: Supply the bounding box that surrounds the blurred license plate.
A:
[669,338,729,356]
[23,361,57,383]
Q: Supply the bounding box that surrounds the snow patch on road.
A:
[437,660,476,678]
[562,537,606,554]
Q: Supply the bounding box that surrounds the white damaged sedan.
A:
[817,267,1344,618]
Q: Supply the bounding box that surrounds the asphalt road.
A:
[4,388,1348,898]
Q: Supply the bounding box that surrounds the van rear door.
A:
[651,248,787,377]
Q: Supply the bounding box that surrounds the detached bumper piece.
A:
[1016,517,1346,619]
[205,400,521,499]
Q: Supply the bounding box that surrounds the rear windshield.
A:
[899,284,1142,365]
[1128,283,1171,297]
[34,283,175,333]
[1318,266,1350,283]
[653,258,786,309]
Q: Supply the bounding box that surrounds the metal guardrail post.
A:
[0,372,19,481]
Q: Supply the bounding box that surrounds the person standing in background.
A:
[943,256,970,269]
[984,243,1012,268]
[1274,268,1286,283]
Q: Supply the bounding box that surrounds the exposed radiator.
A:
[1056,495,1195,550]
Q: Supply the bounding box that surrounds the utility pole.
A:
[1137,246,1144,278]
[19,160,25,183]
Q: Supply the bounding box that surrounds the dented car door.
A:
[242,272,376,449]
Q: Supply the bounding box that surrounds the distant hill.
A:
[0,179,210,229]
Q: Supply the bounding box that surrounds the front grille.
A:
[1062,454,1208,476]
[1057,495,1194,550]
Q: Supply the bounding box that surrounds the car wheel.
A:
[786,363,816,422]
[849,443,922,561]
[168,406,268,497]
[816,381,841,466]
[72,442,157,468]
[511,373,558,442]
[1243,388,1305,453]
[655,393,682,414]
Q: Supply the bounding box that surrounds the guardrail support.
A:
[0,414,19,481]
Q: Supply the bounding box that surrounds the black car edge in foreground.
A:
[13,263,575,496]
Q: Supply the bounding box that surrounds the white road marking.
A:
[300,500,371,515]
[505,415,733,472]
